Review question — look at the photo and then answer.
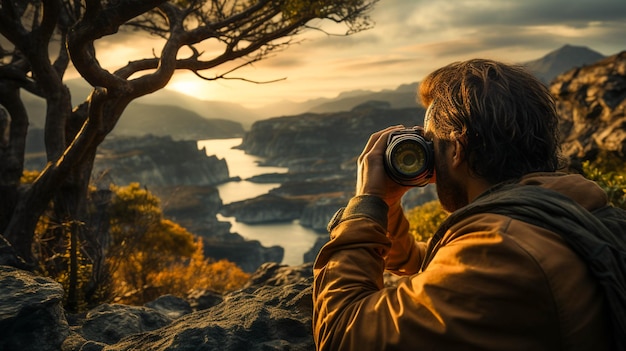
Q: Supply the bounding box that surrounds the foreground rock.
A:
[0,263,314,351]
[104,265,314,351]
[0,266,69,351]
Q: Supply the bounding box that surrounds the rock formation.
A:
[551,51,626,164]
[0,266,69,351]
[150,185,283,272]
[0,263,314,351]
[88,135,282,272]
[93,134,231,187]
[220,194,309,224]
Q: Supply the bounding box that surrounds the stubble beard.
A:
[434,150,468,213]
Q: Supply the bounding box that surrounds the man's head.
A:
[419,59,561,186]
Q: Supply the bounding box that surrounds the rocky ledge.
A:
[93,134,233,187]
[1,263,315,351]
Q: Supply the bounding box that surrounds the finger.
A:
[359,125,405,163]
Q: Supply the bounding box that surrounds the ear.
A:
[451,137,465,168]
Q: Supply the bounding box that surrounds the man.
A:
[313,59,622,350]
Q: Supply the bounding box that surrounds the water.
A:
[197,138,321,266]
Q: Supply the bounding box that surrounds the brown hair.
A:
[419,59,561,184]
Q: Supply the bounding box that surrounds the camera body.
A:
[384,127,434,187]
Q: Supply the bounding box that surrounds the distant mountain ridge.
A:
[306,83,420,113]
[255,45,607,117]
[23,44,614,141]
[523,44,605,84]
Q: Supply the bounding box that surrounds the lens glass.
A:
[391,140,425,176]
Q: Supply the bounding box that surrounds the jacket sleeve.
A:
[313,198,563,351]
[313,195,428,350]
[384,201,427,275]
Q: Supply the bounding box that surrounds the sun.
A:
[166,78,213,100]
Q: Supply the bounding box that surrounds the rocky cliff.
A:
[93,134,231,187]
[551,51,626,164]
[149,185,283,273]
[240,101,425,172]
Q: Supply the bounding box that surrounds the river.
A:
[197,138,321,266]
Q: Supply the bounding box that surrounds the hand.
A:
[356,126,413,207]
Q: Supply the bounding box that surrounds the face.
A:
[425,103,469,213]
[433,139,468,213]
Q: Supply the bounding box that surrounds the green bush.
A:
[582,160,626,210]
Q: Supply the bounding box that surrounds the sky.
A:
[95,0,626,109]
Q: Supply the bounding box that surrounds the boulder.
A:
[145,294,193,319]
[0,266,69,351]
[244,262,313,288]
[551,51,626,163]
[202,233,285,273]
[70,303,172,346]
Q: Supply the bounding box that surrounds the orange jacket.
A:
[313,173,611,350]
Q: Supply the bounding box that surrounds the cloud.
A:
[69,0,626,108]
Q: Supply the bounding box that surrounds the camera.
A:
[384,127,434,187]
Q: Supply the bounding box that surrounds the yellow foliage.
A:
[107,184,249,305]
[582,159,626,209]
[107,183,197,304]
[20,170,40,184]
[405,200,448,242]
[149,239,250,297]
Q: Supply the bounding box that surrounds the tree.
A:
[146,239,250,304]
[0,0,378,272]
[108,183,197,303]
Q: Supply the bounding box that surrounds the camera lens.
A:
[390,140,426,177]
[384,128,434,187]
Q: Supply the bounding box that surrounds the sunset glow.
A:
[130,0,623,109]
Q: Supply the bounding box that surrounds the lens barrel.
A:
[384,128,434,187]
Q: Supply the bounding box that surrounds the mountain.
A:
[523,44,605,84]
[299,45,607,114]
[23,95,244,142]
[64,79,262,130]
[114,102,244,140]
[306,83,420,113]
